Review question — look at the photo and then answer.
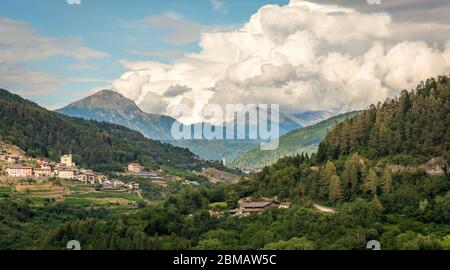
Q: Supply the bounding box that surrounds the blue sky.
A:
[0,0,288,108]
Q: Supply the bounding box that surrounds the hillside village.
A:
[0,140,290,216]
[0,140,142,193]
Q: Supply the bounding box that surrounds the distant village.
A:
[0,145,142,192]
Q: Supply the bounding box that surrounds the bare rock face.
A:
[388,157,449,176]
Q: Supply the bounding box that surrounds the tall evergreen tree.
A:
[342,153,367,200]
[369,195,384,222]
[329,174,343,202]
[364,169,378,195]
[381,167,393,193]
[319,161,336,198]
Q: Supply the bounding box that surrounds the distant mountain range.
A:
[291,111,336,126]
[56,90,336,161]
[229,111,360,169]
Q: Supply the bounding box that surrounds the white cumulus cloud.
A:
[113,0,450,123]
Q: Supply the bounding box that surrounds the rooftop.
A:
[35,167,52,171]
[243,201,273,208]
[7,164,32,169]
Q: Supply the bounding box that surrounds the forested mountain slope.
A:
[317,76,450,162]
[242,76,450,203]
[230,111,359,168]
[0,89,201,171]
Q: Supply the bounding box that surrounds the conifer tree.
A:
[329,174,343,202]
[364,168,378,195]
[381,167,393,193]
[342,153,366,199]
[319,161,336,199]
[369,195,384,222]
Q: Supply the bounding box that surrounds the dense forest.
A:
[317,76,450,163]
[0,89,202,171]
[0,77,449,250]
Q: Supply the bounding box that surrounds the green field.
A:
[0,185,13,195]
[160,166,192,177]
[63,197,96,206]
[20,197,51,203]
[67,185,92,192]
[103,189,129,193]
[28,189,52,193]
[68,191,142,201]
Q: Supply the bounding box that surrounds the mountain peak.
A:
[66,89,139,112]
[56,90,177,141]
[93,89,119,96]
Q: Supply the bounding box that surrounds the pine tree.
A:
[329,174,343,202]
[340,120,352,154]
[319,161,336,199]
[342,159,356,200]
[342,153,366,199]
[381,167,393,193]
[369,195,384,222]
[364,168,378,195]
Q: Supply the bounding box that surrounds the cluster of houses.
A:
[3,154,77,179]
[0,153,140,191]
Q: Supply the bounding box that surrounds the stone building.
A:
[58,169,74,179]
[34,167,53,177]
[61,154,75,168]
[128,163,143,173]
[6,165,33,178]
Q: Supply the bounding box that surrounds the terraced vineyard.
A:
[0,185,13,196]
[0,179,143,206]
[65,190,142,205]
